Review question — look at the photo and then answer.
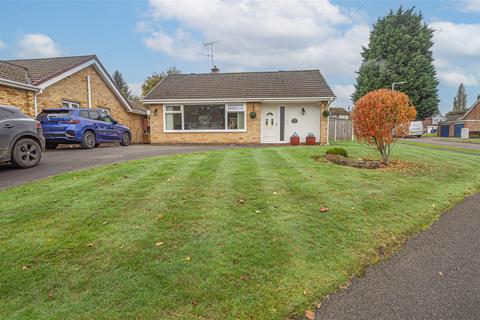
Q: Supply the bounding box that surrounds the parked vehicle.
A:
[37,108,132,149]
[0,105,45,168]
[408,121,424,137]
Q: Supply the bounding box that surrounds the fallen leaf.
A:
[102,221,108,225]
[184,256,191,262]
[48,292,54,299]
[319,207,329,212]
[156,241,164,247]
[305,310,315,320]
[237,198,246,205]
[239,274,250,280]
[191,300,198,307]
[120,243,125,249]
[273,191,278,195]
[439,271,443,277]
[21,265,30,270]
[255,210,261,213]
[87,243,95,248]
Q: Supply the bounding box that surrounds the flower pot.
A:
[290,136,300,145]
[305,136,316,145]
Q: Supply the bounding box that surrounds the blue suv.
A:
[37,108,132,149]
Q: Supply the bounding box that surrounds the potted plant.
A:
[290,132,300,145]
[306,133,316,145]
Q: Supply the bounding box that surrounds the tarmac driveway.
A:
[0,144,234,190]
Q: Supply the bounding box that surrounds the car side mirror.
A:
[112,119,118,125]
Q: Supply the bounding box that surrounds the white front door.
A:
[262,107,278,143]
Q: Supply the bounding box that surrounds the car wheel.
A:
[120,132,131,146]
[80,131,96,149]
[46,142,59,149]
[11,138,42,168]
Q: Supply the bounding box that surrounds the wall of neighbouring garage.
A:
[0,85,35,117]
[36,66,146,143]
[148,102,261,144]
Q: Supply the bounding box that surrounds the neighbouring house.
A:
[422,113,445,134]
[143,69,335,144]
[329,107,351,119]
[0,55,147,143]
[438,97,480,138]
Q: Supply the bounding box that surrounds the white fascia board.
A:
[143,97,335,105]
[37,59,147,116]
[0,78,40,92]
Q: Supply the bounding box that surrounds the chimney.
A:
[211,65,220,73]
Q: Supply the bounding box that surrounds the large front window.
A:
[164,104,246,132]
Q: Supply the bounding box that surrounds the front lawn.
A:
[1,142,479,319]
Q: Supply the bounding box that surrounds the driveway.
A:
[0,144,234,190]
[405,137,480,150]
[315,193,480,320]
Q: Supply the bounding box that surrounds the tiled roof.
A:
[144,70,335,100]
[127,98,147,112]
[0,61,30,84]
[329,107,350,116]
[5,55,95,85]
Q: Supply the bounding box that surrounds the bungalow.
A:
[422,113,445,134]
[143,69,336,144]
[438,97,480,138]
[0,55,147,143]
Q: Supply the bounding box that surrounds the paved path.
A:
[315,193,480,320]
[0,144,233,190]
[406,137,480,150]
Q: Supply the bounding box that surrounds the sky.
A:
[1,0,479,114]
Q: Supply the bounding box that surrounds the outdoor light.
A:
[301,107,306,115]
[154,108,158,116]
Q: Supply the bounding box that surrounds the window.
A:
[79,110,90,119]
[97,107,110,115]
[164,104,246,132]
[165,105,183,130]
[226,104,245,130]
[62,100,80,108]
[88,110,101,121]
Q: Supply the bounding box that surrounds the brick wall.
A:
[0,85,35,117]
[36,66,146,143]
[320,101,329,145]
[149,102,261,144]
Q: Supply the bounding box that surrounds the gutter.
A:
[0,78,40,92]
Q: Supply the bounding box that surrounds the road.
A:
[315,193,480,320]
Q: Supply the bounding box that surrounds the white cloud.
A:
[140,0,369,78]
[431,21,480,86]
[128,82,142,97]
[458,0,480,12]
[16,33,61,58]
[0,40,6,49]
[331,84,355,107]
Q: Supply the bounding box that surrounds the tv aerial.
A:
[200,40,222,69]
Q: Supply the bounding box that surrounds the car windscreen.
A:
[37,110,73,121]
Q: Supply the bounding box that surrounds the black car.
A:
[0,105,45,168]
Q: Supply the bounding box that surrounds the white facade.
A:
[260,102,321,143]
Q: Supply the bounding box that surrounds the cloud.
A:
[16,34,61,58]
[431,21,480,86]
[0,40,6,49]
[331,84,355,107]
[140,0,369,78]
[458,0,480,12]
[128,82,142,97]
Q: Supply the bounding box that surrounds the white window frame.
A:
[62,100,80,108]
[163,103,247,133]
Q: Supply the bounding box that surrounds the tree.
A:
[141,66,181,96]
[112,70,131,99]
[352,7,439,120]
[452,83,467,112]
[352,89,417,165]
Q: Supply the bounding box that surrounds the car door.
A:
[98,113,120,141]
[87,110,108,142]
[0,109,17,160]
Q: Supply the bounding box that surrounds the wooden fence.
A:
[329,117,353,141]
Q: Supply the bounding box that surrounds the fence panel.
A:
[329,117,353,141]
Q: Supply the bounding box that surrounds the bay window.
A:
[164,103,246,132]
